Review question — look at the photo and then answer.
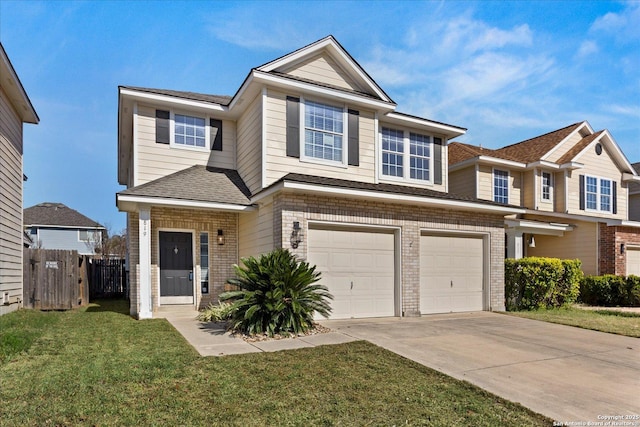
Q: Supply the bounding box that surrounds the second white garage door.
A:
[626,247,640,276]
[420,234,485,314]
[308,227,396,319]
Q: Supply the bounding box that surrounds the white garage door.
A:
[420,234,484,314]
[626,248,640,276]
[308,227,396,319]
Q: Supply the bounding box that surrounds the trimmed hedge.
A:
[579,275,640,307]
[505,257,583,311]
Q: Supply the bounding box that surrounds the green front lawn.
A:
[0,300,550,426]
[507,307,640,337]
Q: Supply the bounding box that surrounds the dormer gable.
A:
[256,35,394,104]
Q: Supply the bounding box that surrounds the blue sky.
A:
[1,0,638,232]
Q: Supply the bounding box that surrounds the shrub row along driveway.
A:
[323,312,640,423]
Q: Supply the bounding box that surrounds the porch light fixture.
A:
[290,221,302,249]
[217,229,225,245]
[621,243,625,254]
[528,235,536,248]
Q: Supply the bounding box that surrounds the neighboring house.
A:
[0,43,39,316]
[24,203,105,255]
[117,36,522,319]
[449,121,640,276]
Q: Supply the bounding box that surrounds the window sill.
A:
[169,143,210,152]
[299,156,348,169]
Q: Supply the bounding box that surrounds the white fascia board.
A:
[259,37,335,72]
[521,208,613,224]
[0,45,39,123]
[540,121,591,161]
[119,88,228,114]
[252,71,395,111]
[505,219,573,236]
[560,161,584,170]
[383,112,466,138]
[616,220,640,228]
[479,156,527,170]
[278,181,524,215]
[525,160,561,170]
[449,157,480,172]
[600,129,635,174]
[116,194,255,213]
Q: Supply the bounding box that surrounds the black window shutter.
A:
[579,175,585,210]
[286,96,300,158]
[210,119,223,151]
[433,137,443,185]
[348,109,359,166]
[612,181,617,214]
[156,110,170,144]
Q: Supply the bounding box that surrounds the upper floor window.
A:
[382,127,404,177]
[79,230,99,242]
[304,100,344,162]
[585,176,611,212]
[541,172,553,202]
[175,114,206,148]
[381,127,432,182]
[494,169,509,204]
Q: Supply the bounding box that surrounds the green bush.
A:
[505,257,583,311]
[579,275,640,307]
[197,302,234,322]
[220,249,333,337]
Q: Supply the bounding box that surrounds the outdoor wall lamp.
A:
[217,229,225,245]
[290,221,303,249]
[528,235,536,248]
[621,243,625,254]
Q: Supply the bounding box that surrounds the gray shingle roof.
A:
[118,165,252,205]
[24,203,104,228]
[120,86,232,106]
[272,173,519,208]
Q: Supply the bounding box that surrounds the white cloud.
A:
[590,2,640,41]
[575,40,599,59]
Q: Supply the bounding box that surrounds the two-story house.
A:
[449,121,640,276]
[24,202,105,255]
[0,43,39,316]
[117,36,522,319]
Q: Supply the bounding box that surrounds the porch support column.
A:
[506,229,524,259]
[139,206,152,319]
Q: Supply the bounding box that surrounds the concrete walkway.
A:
[156,308,356,356]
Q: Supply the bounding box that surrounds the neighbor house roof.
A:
[120,86,232,106]
[24,203,104,228]
[118,165,252,206]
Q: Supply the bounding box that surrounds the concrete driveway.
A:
[322,312,640,423]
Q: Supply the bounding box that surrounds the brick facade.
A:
[599,224,640,275]
[272,193,507,314]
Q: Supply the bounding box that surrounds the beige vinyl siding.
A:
[511,170,522,206]
[0,86,24,314]
[263,89,376,188]
[566,143,626,220]
[281,53,362,92]
[629,192,640,221]
[545,130,584,163]
[526,219,598,275]
[236,94,262,195]
[449,166,477,198]
[238,201,274,259]
[555,171,566,213]
[135,104,236,186]
[477,165,492,201]
[522,170,535,209]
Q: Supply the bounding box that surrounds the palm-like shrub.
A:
[220,249,332,336]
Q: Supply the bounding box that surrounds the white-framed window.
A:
[382,127,404,177]
[585,175,611,212]
[173,113,207,149]
[78,230,99,242]
[493,169,509,204]
[200,232,209,295]
[541,171,553,202]
[380,127,433,182]
[303,100,345,163]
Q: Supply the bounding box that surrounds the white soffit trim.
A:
[116,194,255,213]
[383,112,466,138]
[505,219,574,236]
[449,156,527,172]
[616,220,640,228]
[119,88,228,114]
[252,71,394,111]
[276,181,524,214]
[623,173,640,182]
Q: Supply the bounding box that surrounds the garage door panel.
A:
[627,249,640,276]
[421,235,484,314]
[309,228,395,320]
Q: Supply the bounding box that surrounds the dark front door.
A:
[159,231,193,304]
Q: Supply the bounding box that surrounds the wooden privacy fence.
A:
[87,258,127,299]
[23,249,89,310]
